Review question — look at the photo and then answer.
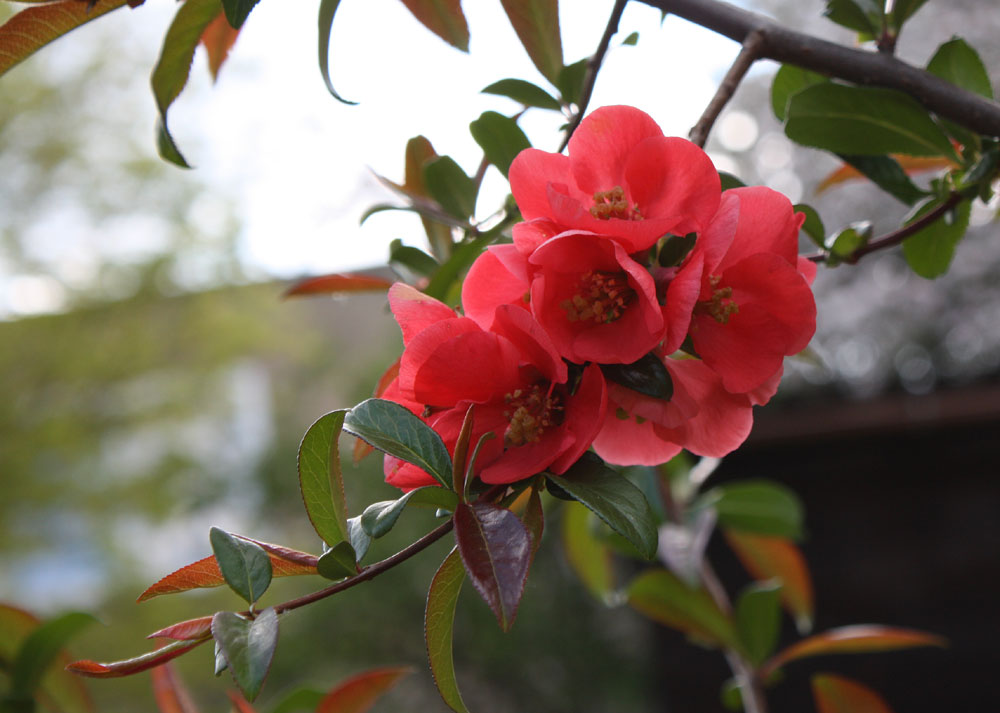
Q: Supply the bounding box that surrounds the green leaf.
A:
[822,0,878,35]
[837,154,928,205]
[316,541,357,580]
[317,0,358,105]
[794,204,826,247]
[785,84,959,160]
[482,78,562,110]
[827,223,872,263]
[599,353,673,401]
[390,242,439,278]
[705,480,805,541]
[209,528,273,605]
[10,613,97,698]
[425,548,470,713]
[344,398,453,488]
[627,569,741,650]
[556,58,587,107]
[561,500,615,604]
[902,198,971,279]
[423,235,493,303]
[361,488,424,538]
[770,65,829,122]
[346,516,372,562]
[550,452,658,559]
[469,111,531,179]
[499,0,564,85]
[211,608,279,702]
[453,502,532,632]
[396,0,469,52]
[150,0,223,167]
[658,233,698,267]
[735,581,783,665]
[269,688,325,713]
[890,0,929,29]
[423,156,478,220]
[621,31,639,46]
[926,37,994,100]
[297,410,350,547]
[222,0,259,28]
[718,172,747,191]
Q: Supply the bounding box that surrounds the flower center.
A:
[503,384,563,447]
[695,275,739,324]
[561,270,636,324]
[590,186,643,220]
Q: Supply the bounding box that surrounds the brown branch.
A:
[272,518,454,615]
[804,192,964,264]
[689,29,766,148]
[644,0,1000,138]
[558,0,629,153]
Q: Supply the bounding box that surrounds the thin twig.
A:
[639,0,1000,138]
[804,192,964,264]
[689,29,765,148]
[558,0,629,153]
[273,519,454,615]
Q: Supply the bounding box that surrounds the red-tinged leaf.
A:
[397,0,469,52]
[354,358,402,463]
[450,405,476,500]
[315,666,413,713]
[148,616,214,642]
[760,625,947,678]
[521,487,544,562]
[284,273,393,298]
[812,673,897,713]
[67,638,210,679]
[199,10,241,82]
[151,664,200,713]
[0,0,130,77]
[817,154,957,193]
[404,136,439,195]
[137,541,318,602]
[425,547,470,713]
[226,690,259,713]
[499,0,563,85]
[724,530,814,633]
[454,502,532,632]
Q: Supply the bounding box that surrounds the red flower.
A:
[508,106,721,252]
[592,356,756,465]
[463,225,666,364]
[676,187,817,394]
[383,284,607,487]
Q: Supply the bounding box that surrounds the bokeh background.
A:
[2,0,998,710]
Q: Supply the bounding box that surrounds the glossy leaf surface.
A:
[600,353,673,401]
[469,111,531,178]
[398,0,469,51]
[148,616,214,642]
[210,528,273,605]
[315,666,413,713]
[902,198,971,278]
[770,65,829,121]
[482,78,562,110]
[926,37,994,100]
[735,581,782,666]
[785,84,959,159]
[454,502,532,632]
[425,548,470,713]
[317,541,358,580]
[68,638,211,679]
[836,154,928,205]
[551,453,659,560]
[627,569,740,651]
[344,399,453,489]
[298,410,350,547]
[812,673,896,713]
[499,0,563,84]
[212,609,279,702]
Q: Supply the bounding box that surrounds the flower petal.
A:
[567,105,664,194]
[462,247,529,329]
[389,283,456,344]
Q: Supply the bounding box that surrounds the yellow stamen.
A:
[560,270,636,324]
[590,186,643,220]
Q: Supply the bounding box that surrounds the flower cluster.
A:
[382,106,816,489]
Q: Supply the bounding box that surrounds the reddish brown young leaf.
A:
[354,358,401,464]
[0,0,130,77]
[151,663,200,713]
[137,541,318,602]
[499,0,563,85]
[812,673,896,713]
[147,616,214,642]
[315,666,413,713]
[199,10,241,82]
[284,273,393,298]
[67,638,210,679]
[397,0,469,52]
[454,502,532,632]
[761,625,947,678]
[724,529,815,633]
[225,690,259,713]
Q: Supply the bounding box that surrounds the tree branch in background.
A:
[640,0,1000,138]
[558,0,629,152]
[689,29,765,147]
